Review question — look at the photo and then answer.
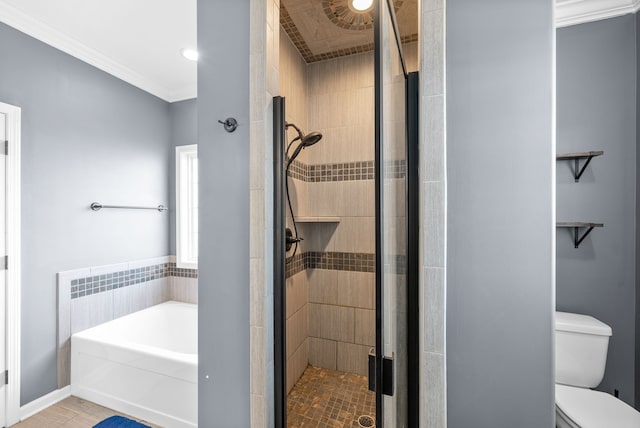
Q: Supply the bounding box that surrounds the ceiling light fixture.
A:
[351,0,374,12]
[180,48,199,62]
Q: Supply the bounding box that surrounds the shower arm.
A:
[285,159,301,257]
[285,122,303,138]
[285,122,303,160]
[285,138,301,161]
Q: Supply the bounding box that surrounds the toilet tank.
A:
[555,312,612,388]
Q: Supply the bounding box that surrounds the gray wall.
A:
[197,0,250,426]
[637,11,640,410]
[169,99,197,255]
[0,23,171,404]
[446,1,555,427]
[556,15,637,406]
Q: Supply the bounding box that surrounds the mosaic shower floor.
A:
[287,365,376,428]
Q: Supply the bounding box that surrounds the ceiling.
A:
[0,0,638,102]
[281,0,418,63]
[0,0,197,102]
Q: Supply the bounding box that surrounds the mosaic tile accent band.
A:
[285,252,306,277]
[286,251,375,277]
[286,251,407,277]
[288,159,405,182]
[281,2,417,63]
[70,262,197,300]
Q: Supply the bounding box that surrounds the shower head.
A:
[288,131,323,163]
[301,131,323,147]
[285,123,323,163]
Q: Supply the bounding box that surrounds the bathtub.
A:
[71,301,197,428]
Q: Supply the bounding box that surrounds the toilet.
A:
[555,311,640,427]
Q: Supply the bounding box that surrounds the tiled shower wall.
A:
[56,255,198,387]
[303,48,377,377]
[252,1,440,424]
[248,0,278,424]
[262,4,446,427]
[420,0,447,426]
[280,27,310,393]
[280,30,379,382]
[280,22,421,392]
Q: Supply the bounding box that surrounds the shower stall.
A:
[273,1,418,426]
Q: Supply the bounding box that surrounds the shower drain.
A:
[357,415,375,427]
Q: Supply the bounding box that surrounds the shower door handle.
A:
[368,347,394,396]
[368,348,376,392]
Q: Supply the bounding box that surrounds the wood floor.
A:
[10,396,162,428]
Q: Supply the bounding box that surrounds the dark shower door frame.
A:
[273,95,287,428]
[272,0,419,424]
[374,0,420,425]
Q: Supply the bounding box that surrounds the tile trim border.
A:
[286,251,408,277]
[69,262,197,300]
[288,159,405,182]
[286,251,375,276]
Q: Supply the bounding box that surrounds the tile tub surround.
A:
[57,256,199,388]
[70,262,197,299]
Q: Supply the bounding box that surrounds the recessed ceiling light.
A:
[180,48,199,62]
[351,0,373,12]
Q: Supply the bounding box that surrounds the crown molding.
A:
[556,0,640,27]
[168,83,198,103]
[7,0,639,94]
[0,1,174,102]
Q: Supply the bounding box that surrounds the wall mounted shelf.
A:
[296,216,340,223]
[557,222,603,248]
[556,151,603,182]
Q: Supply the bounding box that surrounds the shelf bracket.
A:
[573,225,595,248]
[573,156,595,182]
[557,222,604,249]
[556,151,603,182]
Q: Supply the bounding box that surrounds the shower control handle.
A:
[285,228,303,252]
[286,235,304,245]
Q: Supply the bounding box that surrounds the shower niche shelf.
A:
[557,222,603,248]
[556,151,603,182]
[296,216,340,223]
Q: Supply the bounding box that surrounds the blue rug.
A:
[93,415,151,428]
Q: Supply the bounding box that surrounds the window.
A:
[176,144,198,268]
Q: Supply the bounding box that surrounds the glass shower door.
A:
[374,0,413,426]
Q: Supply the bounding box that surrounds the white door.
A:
[0,112,7,426]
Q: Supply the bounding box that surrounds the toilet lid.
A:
[556,384,640,428]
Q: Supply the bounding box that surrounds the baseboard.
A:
[19,386,71,421]
[72,385,196,428]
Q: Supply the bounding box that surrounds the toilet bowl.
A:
[555,311,640,428]
[555,384,640,428]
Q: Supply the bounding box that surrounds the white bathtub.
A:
[71,301,197,428]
